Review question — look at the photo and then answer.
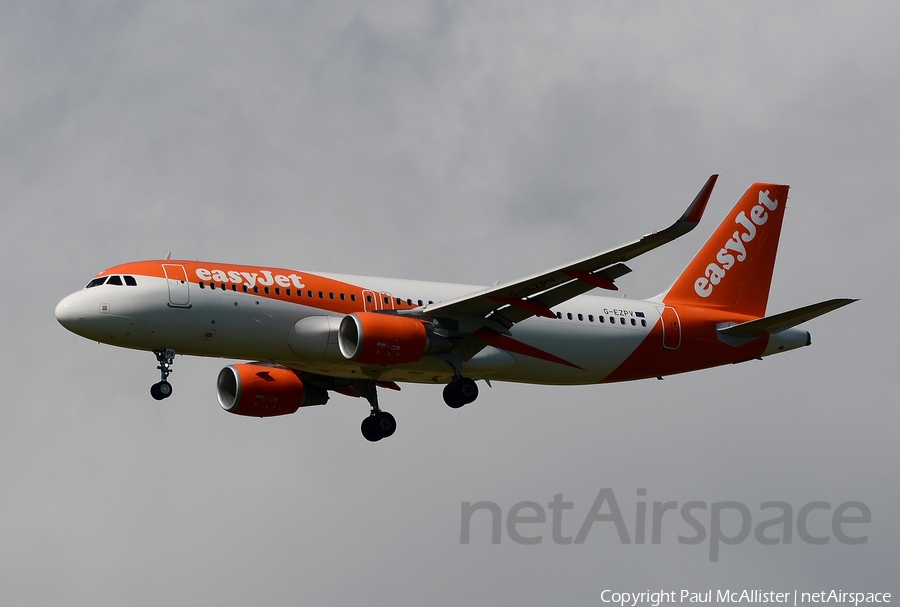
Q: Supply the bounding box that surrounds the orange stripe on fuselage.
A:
[602,305,767,382]
[97,260,423,315]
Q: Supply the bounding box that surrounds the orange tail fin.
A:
[663,182,790,317]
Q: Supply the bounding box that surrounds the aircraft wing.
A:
[412,175,718,332]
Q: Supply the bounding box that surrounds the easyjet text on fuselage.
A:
[195,267,306,290]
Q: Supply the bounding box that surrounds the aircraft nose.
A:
[55,292,88,332]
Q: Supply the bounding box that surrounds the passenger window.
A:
[107,275,123,286]
[307,290,313,298]
[588,315,594,322]
[318,291,324,299]
[124,276,137,286]
[275,288,281,295]
[253,287,259,293]
[221,284,227,291]
[396,298,402,306]
[351,294,356,302]
[286,289,292,296]
[383,296,389,304]
[199,282,206,289]
[599,316,604,323]
[231,284,237,291]
[567,313,573,320]
[329,292,334,300]
[418,300,423,306]
[264,287,270,294]
[366,295,373,303]
[631,318,636,326]
[578,314,583,321]
[620,317,625,325]
[641,319,647,327]
[609,317,614,324]
[242,285,248,293]
[407,298,413,306]
[340,293,345,301]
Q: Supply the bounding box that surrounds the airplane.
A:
[55,176,855,441]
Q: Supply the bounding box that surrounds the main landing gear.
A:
[443,376,479,409]
[439,351,479,408]
[150,348,176,401]
[357,380,397,442]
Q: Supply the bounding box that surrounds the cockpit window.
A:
[107,275,123,286]
[124,275,137,286]
[85,277,107,288]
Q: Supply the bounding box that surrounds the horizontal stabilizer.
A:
[718,298,857,339]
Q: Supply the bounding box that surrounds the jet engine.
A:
[338,312,451,366]
[217,364,328,417]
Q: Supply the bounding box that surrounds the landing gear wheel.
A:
[361,411,396,441]
[361,415,383,442]
[374,411,396,438]
[458,378,478,403]
[443,378,479,408]
[157,381,172,398]
[150,381,172,401]
[443,383,466,408]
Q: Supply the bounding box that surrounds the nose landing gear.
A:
[150,348,176,400]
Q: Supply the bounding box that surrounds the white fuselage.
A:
[56,271,658,386]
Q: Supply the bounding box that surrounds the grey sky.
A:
[2,2,897,604]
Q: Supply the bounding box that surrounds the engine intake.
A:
[338,312,450,366]
[217,364,328,417]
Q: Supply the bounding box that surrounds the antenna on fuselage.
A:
[165,252,172,260]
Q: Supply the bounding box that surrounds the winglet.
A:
[680,174,718,225]
[641,174,718,243]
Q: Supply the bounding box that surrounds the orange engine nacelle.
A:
[338,312,445,366]
[216,364,328,417]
